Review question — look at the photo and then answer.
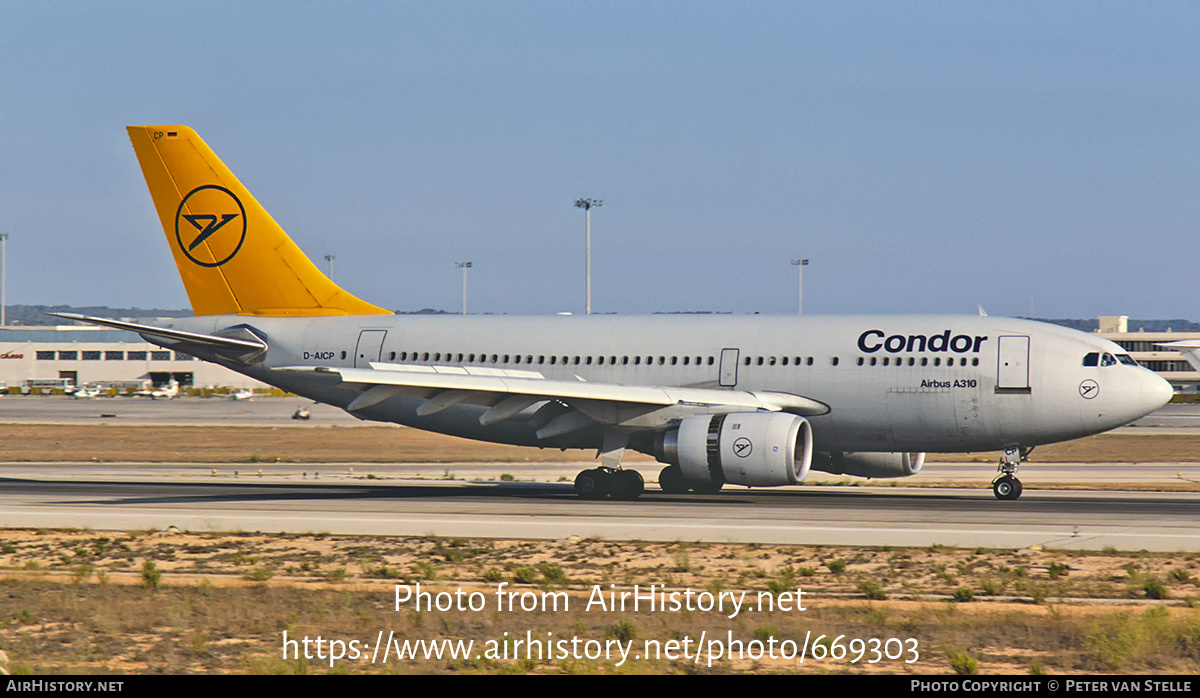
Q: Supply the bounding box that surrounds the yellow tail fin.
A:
[127,125,392,317]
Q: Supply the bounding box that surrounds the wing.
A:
[279,362,829,439]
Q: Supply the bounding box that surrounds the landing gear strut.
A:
[574,467,644,500]
[991,446,1029,500]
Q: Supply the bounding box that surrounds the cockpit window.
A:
[1101,353,1117,367]
[1082,352,1099,367]
[1117,354,1139,366]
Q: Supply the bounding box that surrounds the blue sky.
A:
[1,1,1196,318]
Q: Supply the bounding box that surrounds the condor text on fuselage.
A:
[857,329,988,355]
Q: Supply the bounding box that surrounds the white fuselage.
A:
[162,313,1173,456]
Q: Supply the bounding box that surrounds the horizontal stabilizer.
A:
[47,313,267,359]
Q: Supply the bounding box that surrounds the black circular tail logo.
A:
[175,185,247,267]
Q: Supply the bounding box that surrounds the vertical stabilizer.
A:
[127,125,391,317]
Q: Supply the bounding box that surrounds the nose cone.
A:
[1140,371,1175,416]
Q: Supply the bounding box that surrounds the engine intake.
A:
[659,412,813,487]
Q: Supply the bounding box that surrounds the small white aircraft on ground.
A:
[135,380,179,400]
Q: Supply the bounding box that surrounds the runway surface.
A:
[2,463,1198,551]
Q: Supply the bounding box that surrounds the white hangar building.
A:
[0,324,269,391]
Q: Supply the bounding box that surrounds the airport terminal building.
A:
[1,316,1196,394]
[0,325,268,392]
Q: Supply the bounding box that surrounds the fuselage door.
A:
[354,330,387,368]
[996,335,1030,391]
[719,348,740,387]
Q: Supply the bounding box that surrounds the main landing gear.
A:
[573,430,647,500]
[991,446,1030,500]
[657,465,723,495]
[574,467,644,500]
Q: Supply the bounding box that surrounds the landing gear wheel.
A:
[610,469,645,500]
[574,468,611,500]
[659,465,689,494]
[993,475,1022,501]
[691,479,723,495]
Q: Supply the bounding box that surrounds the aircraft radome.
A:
[55,126,1174,501]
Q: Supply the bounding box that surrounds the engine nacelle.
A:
[809,451,925,479]
[660,412,813,487]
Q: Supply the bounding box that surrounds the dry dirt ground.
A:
[1,531,1199,675]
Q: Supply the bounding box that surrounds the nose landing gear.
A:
[992,446,1030,500]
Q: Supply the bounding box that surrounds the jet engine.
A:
[657,412,813,487]
[809,451,925,479]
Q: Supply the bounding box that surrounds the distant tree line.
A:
[3,304,194,326]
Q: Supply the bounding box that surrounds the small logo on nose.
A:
[1079,379,1099,399]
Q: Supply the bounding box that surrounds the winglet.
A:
[127,126,392,317]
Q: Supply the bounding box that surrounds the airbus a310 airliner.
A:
[56,126,1174,501]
